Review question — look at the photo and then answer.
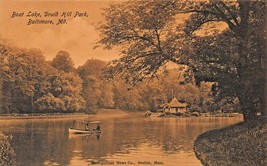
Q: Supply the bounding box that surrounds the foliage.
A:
[180,0,266,121]
[34,72,85,112]
[0,133,15,166]
[98,0,186,86]
[138,69,219,112]
[0,40,85,113]
[34,93,65,112]
[51,51,75,73]
[98,82,115,109]
[98,0,266,121]
[77,59,114,111]
[0,39,237,113]
[78,59,106,77]
[0,45,50,113]
[112,80,144,110]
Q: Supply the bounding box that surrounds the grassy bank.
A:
[0,109,129,120]
[0,113,89,120]
[0,133,15,166]
[194,117,267,166]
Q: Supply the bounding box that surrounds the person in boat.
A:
[85,123,90,131]
[95,124,100,131]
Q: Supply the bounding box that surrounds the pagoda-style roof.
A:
[166,97,187,108]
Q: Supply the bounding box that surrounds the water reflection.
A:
[0,115,242,166]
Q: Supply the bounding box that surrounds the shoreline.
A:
[0,109,129,120]
[0,110,242,120]
[0,113,90,120]
[194,117,266,166]
[145,111,243,118]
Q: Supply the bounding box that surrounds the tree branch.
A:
[154,29,162,53]
[219,1,239,26]
[178,9,219,16]
[212,3,237,30]
[128,52,160,63]
[192,19,224,33]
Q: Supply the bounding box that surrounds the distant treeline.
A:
[0,41,239,114]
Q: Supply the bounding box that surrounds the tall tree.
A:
[112,80,144,110]
[0,45,48,113]
[34,72,85,112]
[0,41,85,113]
[98,0,183,85]
[77,59,114,111]
[98,0,266,121]
[51,51,75,73]
[180,0,266,121]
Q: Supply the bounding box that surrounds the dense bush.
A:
[0,133,15,166]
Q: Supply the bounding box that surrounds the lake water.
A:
[0,113,242,166]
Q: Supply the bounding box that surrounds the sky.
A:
[0,0,125,67]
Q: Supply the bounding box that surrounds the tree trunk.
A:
[0,79,3,113]
[236,1,260,122]
[237,56,266,122]
[236,56,262,122]
[238,81,258,122]
[260,16,267,118]
[258,61,266,118]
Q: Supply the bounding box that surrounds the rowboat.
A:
[68,128,103,134]
[69,120,102,135]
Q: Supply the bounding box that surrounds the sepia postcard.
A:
[0,0,266,166]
